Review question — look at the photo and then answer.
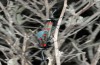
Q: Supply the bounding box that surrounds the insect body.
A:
[36,20,54,63]
[36,20,53,48]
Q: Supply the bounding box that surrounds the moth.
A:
[36,20,53,48]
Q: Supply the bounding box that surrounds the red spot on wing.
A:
[43,34,47,36]
[46,21,53,25]
[43,44,47,47]
[40,44,47,47]
[39,38,42,40]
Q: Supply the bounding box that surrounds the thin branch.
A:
[23,15,44,26]
[91,45,100,65]
[53,0,67,65]
[21,34,28,65]
[0,58,7,63]
[49,0,57,9]
[76,0,100,16]
[17,0,46,20]
[44,0,49,19]
[0,2,13,25]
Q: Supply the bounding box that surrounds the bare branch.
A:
[53,0,67,65]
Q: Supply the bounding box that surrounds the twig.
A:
[69,38,82,52]
[23,15,44,26]
[21,34,28,65]
[17,0,46,20]
[49,0,57,9]
[91,45,100,65]
[63,11,100,39]
[44,0,49,19]
[0,58,7,63]
[53,0,67,65]
[0,2,13,25]
[48,57,53,65]
[32,0,43,5]
[87,24,100,62]
[76,0,100,16]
